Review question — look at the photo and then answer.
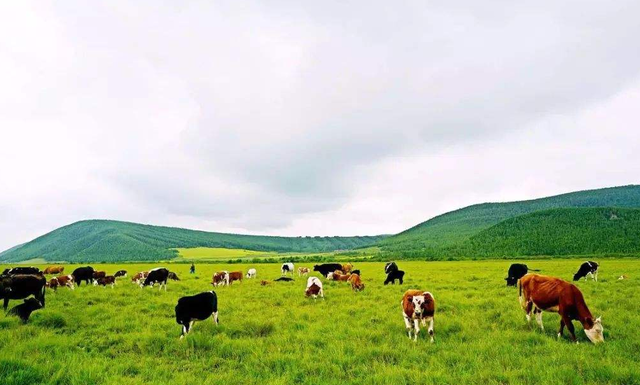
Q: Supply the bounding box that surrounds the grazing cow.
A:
[114,270,127,278]
[141,268,170,290]
[0,274,46,310]
[384,270,405,285]
[246,268,257,279]
[8,298,43,323]
[92,271,106,282]
[401,289,436,342]
[505,264,539,287]
[212,271,229,287]
[2,267,41,276]
[43,266,64,275]
[72,267,95,286]
[94,276,116,288]
[351,269,361,276]
[132,271,148,284]
[385,262,399,275]
[332,271,351,282]
[305,277,324,299]
[519,274,604,343]
[228,271,243,284]
[47,275,74,291]
[573,261,599,282]
[281,263,294,276]
[313,263,342,278]
[297,267,310,277]
[348,274,365,292]
[168,272,180,281]
[175,291,219,338]
[341,263,354,274]
[275,277,294,282]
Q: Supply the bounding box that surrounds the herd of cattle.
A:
[0,260,607,343]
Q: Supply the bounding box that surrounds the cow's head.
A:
[584,316,604,344]
[572,273,582,281]
[505,277,517,286]
[409,292,431,316]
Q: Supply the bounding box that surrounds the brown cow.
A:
[402,289,435,342]
[341,263,353,274]
[519,274,603,343]
[305,277,324,299]
[92,271,106,281]
[332,271,351,282]
[348,274,365,292]
[131,271,148,284]
[297,267,310,277]
[43,266,64,275]
[228,271,243,284]
[212,271,229,286]
[94,276,116,288]
[47,275,74,291]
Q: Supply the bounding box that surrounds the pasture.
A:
[1,260,639,385]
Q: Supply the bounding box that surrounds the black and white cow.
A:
[281,263,294,276]
[114,270,128,278]
[384,270,405,285]
[385,262,399,275]
[8,298,43,323]
[2,267,41,276]
[505,263,539,287]
[175,291,219,338]
[0,274,46,310]
[573,261,599,282]
[313,263,342,278]
[71,266,95,286]
[141,268,170,290]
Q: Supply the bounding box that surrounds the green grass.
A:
[174,247,274,260]
[1,260,639,384]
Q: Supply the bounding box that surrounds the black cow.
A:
[385,262,398,275]
[574,261,599,282]
[0,274,46,310]
[8,298,43,323]
[351,269,361,276]
[384,270,405,285]
[168,272,180,281]
[114,270,128,278]
[72,267,95,286]
[2,267,41,276]
[175,291,219,338]
[141,268,170,290]
[313,263,342,277]
[505,264,539,287]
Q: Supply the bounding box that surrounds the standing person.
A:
[190,264,196,274]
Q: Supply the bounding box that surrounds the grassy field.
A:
[174,247,273,260]
[1,259,639,384]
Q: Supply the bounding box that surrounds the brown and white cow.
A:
[132,271,148,284]
[228,271,243,284]
[519,274,604,343]
[92,271,106,282]
[348,274,365,292]
[332,271,351,282]
[212,271,229,287]
[401,289,435,342]
[43,266,64,275]
[305,277,324,299]
[298,267,310,277]
[94,276,116,288]
[47,275,74,291]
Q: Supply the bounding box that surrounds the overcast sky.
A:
[1,1,640,251]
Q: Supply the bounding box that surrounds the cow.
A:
[228,271,243,284]
[313,263,342,278]
[132,271,148,284]
[384,270,405,285]
[43,266,64,275]
[7,298,43,323]
[505,264,540,287]
[297,267,310,277]
[47,275,74,291]
[0,274,46,310]
[351,269,361,276]
[348,274,365,292]
[332,271,351,282]
[2,267,41,276]
[281,263,294,276]
[260,280,271,286]
[519,274,604,343]
[573,261,599,282]
[72,267,95,286]
[168,272,180,281]
[246,268,257,279]
[211,272,229,287]
[341,263,354,274]
[92,271,107,282]
[175,291,219,339]
[305,277,324,299]
[94,276,116,288]
[385,262,398,275]
[141,268,170,290]
[401,289,436,342]
[114,270,127,278]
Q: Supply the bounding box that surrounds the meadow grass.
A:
[174,247,272,260]
[0,260,639,384]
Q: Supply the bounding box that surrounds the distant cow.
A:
[519,274,604,343]
[384,270,405,285]
[228,271,243,284]
[92,271,106,281]
[246,268,257,279]
[47,275,74,291]
[305,277,324,299]
[348,274,365,292]
[168,272,180,281]
[297,267,310,277]
[573,261,599,282]
[72,267,95,286]
[94,276,116,288]
[114,270,127,278]
[211,271,229,287]
[401,289,436,342]
[141,268,170,290]
[43,266,64,275]
[342,263,354,274]
[132,271,148,284]
[313,263,342,278]
[385,262,399,275]
[8,298,43,323]
[0,274,46,310]
[505,264,539,287]
[2,267,41,276]
[281,263,294,276]
[260,280,271,286]
[175,291,219,339]
[332,271,351,282]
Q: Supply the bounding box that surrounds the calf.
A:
[92,271,106,282]
[313,263,342,277]
[297,267,310,277]
[573,261,599,282]
[505,263,539,286]
[228,271,243,284]
[0,274,46,310]
[114,270,127,278]
[141,268,170,290]
[72,267,95,286]
[7,298,43,323]
[281,263,294,276]
[305,277,324,299]
[384,270,405,285]
[2,267,41,276]
[132,271,148,284]
[43,266,64,275]
[246,268,257,279]
[175,291,219,339]
[211,271,229,287]
[348,274,365,292]
[401,289,436,342]
[519,274,604,343]
[48,275,74,291]
[168,272,180,281]
[94,276,116,288]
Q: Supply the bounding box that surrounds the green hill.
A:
[0,220,386,263]
[380,185,640,257]
[465,207,640,257]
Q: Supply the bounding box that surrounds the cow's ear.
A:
[406,295,413,303]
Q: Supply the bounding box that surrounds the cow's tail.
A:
[528,268,540,272]
[40,283,46,308]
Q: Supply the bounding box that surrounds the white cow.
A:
[281,263,294,276]
[246,268,257,279]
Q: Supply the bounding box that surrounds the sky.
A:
[1,1,640,251]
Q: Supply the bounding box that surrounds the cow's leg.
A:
[561,314,577,342]
[427,317,435,343]
[595,270,598,282]
[403,314,413,339]
[534,308,544,331]
[524,300,533,323]
[213,311,219,325]
[413,319,420,341]
[3,298,9,311]
[558,319,565,339]
[320,288,324,299]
